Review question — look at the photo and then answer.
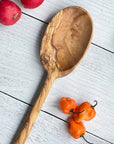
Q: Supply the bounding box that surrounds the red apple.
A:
[21,0,44,9]
[0,0,21,26]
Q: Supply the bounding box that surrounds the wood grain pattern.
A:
[15,6,93,143]
[15,73,56,144]
[0,13,114,142]
[41,6,93,74]
[12,0,114,52]
[0,93,112,144]
[0,3,114,144]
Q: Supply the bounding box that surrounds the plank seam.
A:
[86,131,114,144]
[22,12,48,24]
[41,110,114,144]
[0,90,32,107]
[0,90,113,144]
[22,12,114,54]
[91,43,114,54]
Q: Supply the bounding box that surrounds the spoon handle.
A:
[14,73,56,144]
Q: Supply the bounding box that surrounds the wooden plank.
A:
[0,93,112,144]
[0,14,114,142]
[11,0,114,52]
[0,14,45,103]
[42,47,114,142]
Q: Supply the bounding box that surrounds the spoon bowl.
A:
[15,6,93,144]
[41,6,93,77]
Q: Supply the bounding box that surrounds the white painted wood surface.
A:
[0,14,114,104]
[12,0,114,52]
[0,93,112,144]
[0,15,45,103]
[0,1,114,144]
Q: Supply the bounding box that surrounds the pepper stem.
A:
[70,109,74,113]
[81,134,93,144]
[70,109,85,114]
[91,100,98,109]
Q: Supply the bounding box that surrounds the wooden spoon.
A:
[15,6,93,144]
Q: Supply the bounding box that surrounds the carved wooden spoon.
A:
[15,6,93,144]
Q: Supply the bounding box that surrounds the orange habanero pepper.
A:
[60,97,77,114]
[68,117,93,144]
[73,100,98,122]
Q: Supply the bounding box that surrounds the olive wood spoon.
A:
[15,6,93,144]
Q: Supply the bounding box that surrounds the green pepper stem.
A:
[81,134,93,144]
[91,100,98,109]
[70,109,85,114]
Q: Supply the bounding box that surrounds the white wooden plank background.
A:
[0,14,113,104]
[0,0,114,144]
[0,93,112,144]
[12,0,114,52]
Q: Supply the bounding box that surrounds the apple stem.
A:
[13,13,18,19]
